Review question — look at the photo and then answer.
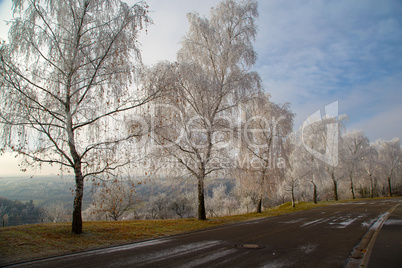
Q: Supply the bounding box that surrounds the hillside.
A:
[0,176,90,205]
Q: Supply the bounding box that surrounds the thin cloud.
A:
[255,0,402,140]
[0,0,401,142]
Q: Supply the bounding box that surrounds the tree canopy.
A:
[0,0,153,233]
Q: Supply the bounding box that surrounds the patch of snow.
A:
[145,240,222,261]
[371,212,389,230]
[384,219,402,226]
[261,259,295,268]
[300,244,317,254]
[113,240,223,266]
[361,218,375,228]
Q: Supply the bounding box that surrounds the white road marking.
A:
[361,218,376,228]
[179,248,237,268]
[68,238,171,257]
[329,214,367,228]
[280,218,306,224]
[336,218,358,228]
[301,218,324,227]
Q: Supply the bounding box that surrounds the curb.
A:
[346,204,399,268]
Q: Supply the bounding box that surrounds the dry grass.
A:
[0,201,332,265]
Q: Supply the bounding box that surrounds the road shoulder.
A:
[346,202,400,268]
[366,203,402,268]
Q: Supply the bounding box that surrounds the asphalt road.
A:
[8,198,401,268]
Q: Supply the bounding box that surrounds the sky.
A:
[0,0,401,175]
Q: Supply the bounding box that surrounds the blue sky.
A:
[139,0,402,142]
[0,0,401,174]
[255,0,402,142]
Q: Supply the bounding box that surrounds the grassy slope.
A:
[0,201,335,265]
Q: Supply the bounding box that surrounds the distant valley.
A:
[0,175,89,206]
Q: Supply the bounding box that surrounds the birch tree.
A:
[362,144,379,198]
[301,112,346,201]
[284,128,321,204]
[373,138,401,197]
[41,202,68,223]
[152,0,261,220]
[239,93,293,212]
[341,130,371,199]
[0,0,154,234]
[298,126,323,203]
[284,136,310,207]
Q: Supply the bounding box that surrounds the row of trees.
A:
[0,0,400,233]
[283,126,401,207]
[81,128,401,222]
[83,184,248,221]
